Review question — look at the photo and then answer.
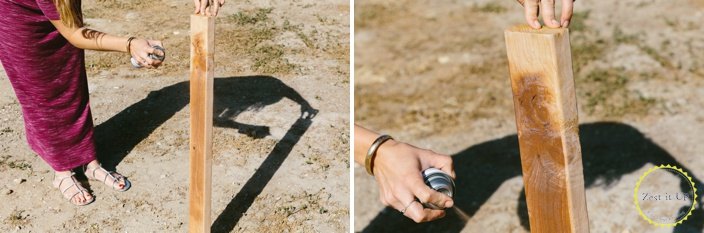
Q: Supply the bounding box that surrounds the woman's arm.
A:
[353,125,381,165]
[354,124,455,223]
[49,20,164,68]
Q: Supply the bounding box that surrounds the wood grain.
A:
[189,14,215,233]
[504,25,590,233]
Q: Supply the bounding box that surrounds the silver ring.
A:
[400,200,416,213]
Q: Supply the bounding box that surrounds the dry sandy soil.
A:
[355,0,704,232]
[0,0,349,232]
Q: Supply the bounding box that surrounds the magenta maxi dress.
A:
[0,0,97,171]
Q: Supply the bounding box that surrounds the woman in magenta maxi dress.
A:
[0,0,164,206]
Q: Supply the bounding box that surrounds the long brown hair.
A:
[53,0,83,28]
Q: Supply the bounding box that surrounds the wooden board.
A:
[504,25,590,233]
[189,14,215,233]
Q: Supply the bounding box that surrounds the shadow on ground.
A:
[93,75,318,232]
[361,122,704,233]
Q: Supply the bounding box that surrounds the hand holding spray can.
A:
[421,168,455,209]
[131,45,166,68]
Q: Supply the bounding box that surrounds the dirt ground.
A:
[354,0,704,232]
[0,0,349,232]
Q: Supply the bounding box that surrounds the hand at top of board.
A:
[193,0,226,16]
[516,0,575,29]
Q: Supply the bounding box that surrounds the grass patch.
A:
[355,4,391,29]
[314,14,337,25]
[84,0,159,17]
[612,27,673,69]
[86,223,101,233]
[569,11,590,33]
[274,189,327,217]
[85,52,122,73]
[473,3,507,13]
[572,38,607,73]
[296,31,315,48]
[4,209,29,227]
[222,7,300,74]
[578,68,657,117]
[229,8,273,25]
[225,9,277,47]
[0,155,32,171]
[613,27,639,44]
[283,20,315,48]
[565,10,606,73]
[253,45,297,74]
[640,45,673,69]
[7,160,32,170]
[249,27,277,45]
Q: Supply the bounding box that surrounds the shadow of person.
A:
[213,76,318,139]
[361,122,703,233]
[94,75,317,170]
[94,75,319,231]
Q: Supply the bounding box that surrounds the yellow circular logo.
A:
[634,164,697,227]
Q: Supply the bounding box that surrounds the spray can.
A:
[421,168,455,209]
[131,45,166,68]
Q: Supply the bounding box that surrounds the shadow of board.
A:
[361,122,704,233]
[92,75,318,232]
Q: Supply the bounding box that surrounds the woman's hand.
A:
[517,0,574,29]
[194,0,226,16]
[372,140,455,223]
[129,39,164,69]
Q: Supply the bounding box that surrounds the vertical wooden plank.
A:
[504,25,589,233]
[189,14,214,233]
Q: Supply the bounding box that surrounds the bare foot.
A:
[53,171,94,206]
[83,160,130,191]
